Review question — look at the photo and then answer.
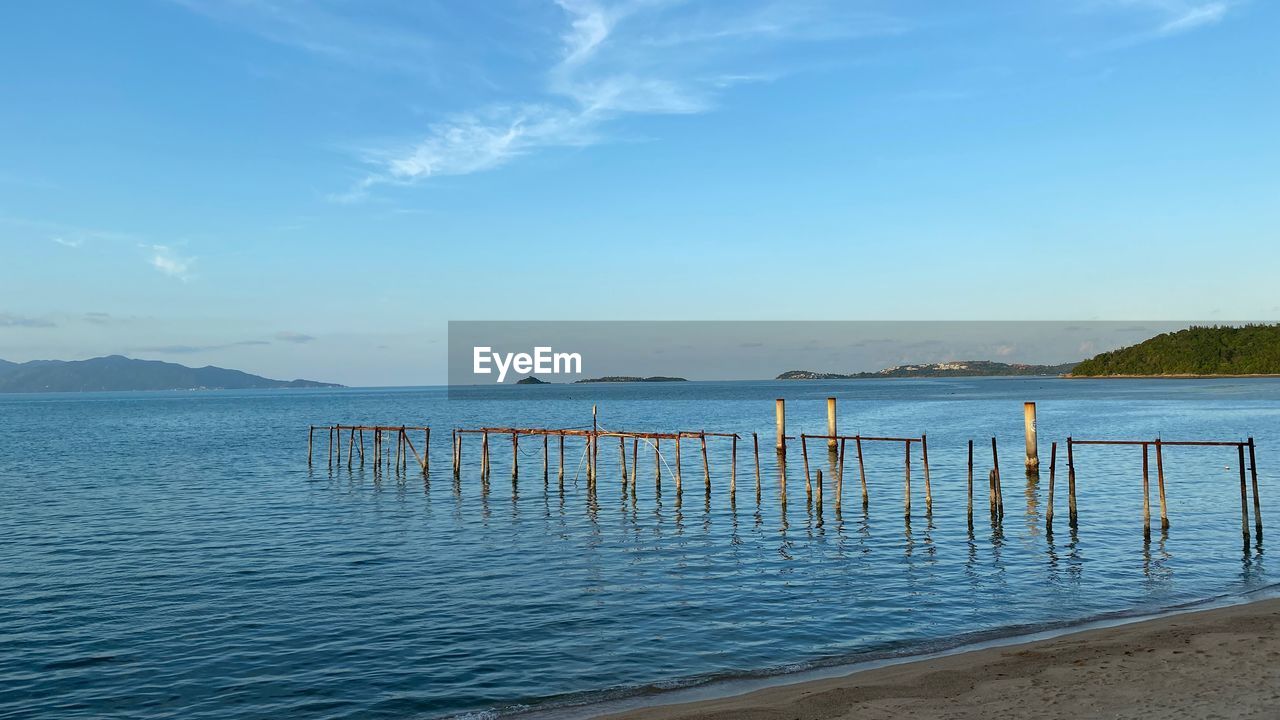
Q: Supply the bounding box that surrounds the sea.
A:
[1,377,1276,719]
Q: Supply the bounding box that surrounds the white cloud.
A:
[148,244,195,281]
[1095,0,1234,38]
[51,236,83,248]
[1155,1,1229,34]
[344,0,898,196]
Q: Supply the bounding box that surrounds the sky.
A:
[1,0,1277,385]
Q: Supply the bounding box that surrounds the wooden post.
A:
[632,438,639,490]
[1142,442,1151,536]
[348,427,354,469]
[1239,443,1251,543]
[903,441,911,517]
[543,435,549,482]
[308,426,314,465]
[655,438,662,489]
[328,425,334,468]
[856,436,868,507]
[481,431,490,479]
[753,432,761,499]
[423,428,430,475]
[700,432,710,491]
[358,429,365,465]
[967,439,974,524]
[801,435,812,501]
[336,426,342,465]
[453,432,461,478]
[675,435,682,495]
[921,434,932,513]
[775,399,786,456]
[1155,439,1168,531]
[1067,437,1077,525]
[991,436,1003,517]
[511,432,519,481]
[591,405,598,484]
[372,429,378,474]
[1248,438,1262,539]
[827,397,838,453]
[558,433,565,484]
[619,437,628,487]
[1047,442,1057,529]
[730,435,738,496]
[836,438,845,509]
[1024,401,1039,469]
[816,469,824,515]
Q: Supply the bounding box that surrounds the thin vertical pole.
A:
[921,434,932,513]
[591,405,598,485]
[903,441,911,518]
[967,439,974,524]
[801,435,812,501]
[1142,442,1151,536]
[775,399,786,456]
[753,432,761,499]
[700,432,710,491]
[619,436,628,487]
[543,434,549,482]
[347,427,354,469]
[336,426,342,465]
[836,438,845,509]
[655,438,662,489]
[453,432,461,478]
[1155,439,1168,530]
[558,433,565,484]
[730,435,738,496]
[856,436,868,506]
[358,429,365,465]
[1239,443,1251,543]
[1248,438,1262,539]
[632,438,639,490]
[675,435,682,495]
[1024,401,1039,469]
[512,432,519,481]
[308,426,314,466]
[991,437,1003,517]
[424,428,430,475]
[1047,442,1057,529]
[816,469,824,516]
[826,397,837,453]
[328,425,334,468]
[1067,437,1077,525]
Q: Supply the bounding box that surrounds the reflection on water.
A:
[0,378,1275,720]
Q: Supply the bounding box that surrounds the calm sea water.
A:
[1,378,1276,719]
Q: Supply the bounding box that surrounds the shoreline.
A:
[586,593,1280,719]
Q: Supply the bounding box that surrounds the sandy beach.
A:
[602,597,1280,720]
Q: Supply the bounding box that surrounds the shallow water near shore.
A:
[1,378,1276,719]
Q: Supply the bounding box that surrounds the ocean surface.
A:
[1,378,1276,719]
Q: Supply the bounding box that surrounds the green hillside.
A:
[1070,325,1280,376]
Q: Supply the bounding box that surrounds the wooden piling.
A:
[347,427,354,469]
[1248,437,1262,539]
[752,432,761,499]
[1142,442,1151,536]
[921,434,932,513]
[1067,437,1077,525]
[827,397,838,453]
[856,436,868,506]
[836,438,845,509]
[1024,401,1039,469]
[816,469,824,515]
[730,435,738,496]
[967,439,974,524]
[543,435,549,482]
[336,426,342,465]
[619,436,628,487]
[991,437,1003,517]
[511,432,519,481]
[328,425,334,468]
[1047,442,1057,529]
[308,426,314,466]
[423,428,430,475]
[1239,443,1251,543]
[1155,439,1168,531]
[358,429,365,465]
[801,435,812,501]
[655,438,662,489]
[903,441,911,517]
[775,399,786,456]
[481,431,490,479]
[674,435,682,495]
[558,433,565,484]
[632,438,639,491]
[700,432,710,491]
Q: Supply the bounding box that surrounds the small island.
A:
[515,376,549,385]
[778,360,1077,380]
[1069,324,1280,377]
[573,376,688,384]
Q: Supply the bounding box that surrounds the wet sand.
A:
[601,597,1280,719]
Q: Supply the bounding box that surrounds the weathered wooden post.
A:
[619,436,628,487]
[836,438,845,509]
[921,434,932,513]
[991,437,1003,517]
[481,431,490,479]
[1047,442,1057,530]
[801,435,812,502]
[358,429,365,465]
[558,433,565,484]
[511,432,519,481]
[856,436,868,506]
[1024,402,1039,469]
[424,428,430,475]
[347,428,354,469]
[967,439,974,524]
[632,438,639,489]
[1155,439,1168,531]
[1239,443,1251,543]
[328,425,334,468]
[308,426,314,466]
[903,441,912,518]
[753,432,761,499]
[453,432,461,478]
[700,432,710,491]
[654,438,661,489]
[827,397,838,453]
[775,399,786,456]
[674,435,682,495]
[1067,436,1077,525]
[1142,442,1152,536]
[336,426,343,465]
[816,469,824,515]
[730,435,738,496]
[1248,437,1262,539]
[543,435,549,482]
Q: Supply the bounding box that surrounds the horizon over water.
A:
[1,377,1275,719]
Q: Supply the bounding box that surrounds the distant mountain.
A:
[778,360,1078,380]
[1070,324,1280,377]
[0,355,341,393]
[573,376,688,383]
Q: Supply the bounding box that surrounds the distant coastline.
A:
[0,355,340,393]
[574,376,688,384]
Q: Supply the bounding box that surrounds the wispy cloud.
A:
[274,331,315,344]
[51,236,83,248]
[0,312,56,328]
[1154,1,1230,34]
[132,340,270,354]
[147,244,196,281]
[1094,0,1234,40]
[338,0,901,198]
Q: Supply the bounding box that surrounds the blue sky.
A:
[1,0,1277,385]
